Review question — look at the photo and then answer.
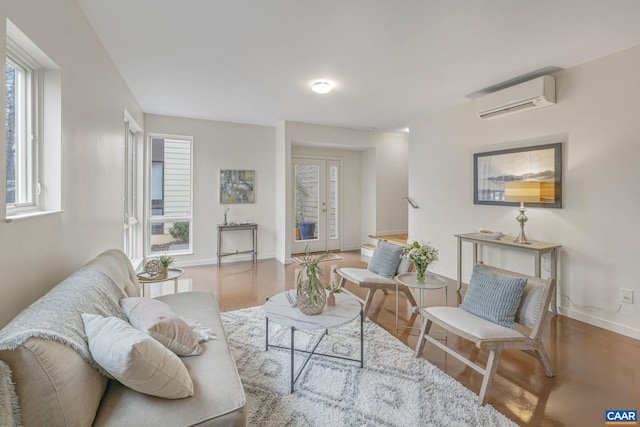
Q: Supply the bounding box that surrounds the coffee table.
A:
[395,272,448,332]
[264,291,363,393]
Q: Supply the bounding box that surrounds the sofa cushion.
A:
[0,338,107,427]
[92,292,246,427]
[460,264,527,328]
[82,314,194,399]
[367,240,403,278]
[121,297,202,356]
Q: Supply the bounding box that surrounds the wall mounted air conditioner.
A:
[475,75,556,119]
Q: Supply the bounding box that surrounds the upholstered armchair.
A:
[414,262,555,405]
[336,240,415,318]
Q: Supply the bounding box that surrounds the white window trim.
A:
[5,19,61,222]
[124,109,143,264]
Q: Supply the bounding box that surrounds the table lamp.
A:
[504,182,543,244]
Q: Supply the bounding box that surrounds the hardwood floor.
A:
[155,251,640,427]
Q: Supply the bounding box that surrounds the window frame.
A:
[5,41,40,214]
[4,19,62,222]
[145,133,193,257]
[124,110,143,265]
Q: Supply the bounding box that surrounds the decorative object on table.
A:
[222,205,230,225]
[326,283,342,307]
[473,229,505,240]
[220,306,518,427]
[473,142,562,208]
[402,241,439,284]
[139,259,165,280]
[295,246,329,315]
[504,181,545,244]
[157,254,175,275]
[220,169,255,204]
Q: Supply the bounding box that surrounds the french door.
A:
[292,157,340,254]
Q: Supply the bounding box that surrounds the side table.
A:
[395,272,448,332]
[217,223,258,265]
[455,233,561,313]
[137,268,184,297]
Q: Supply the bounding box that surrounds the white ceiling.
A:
[78,0,640,132]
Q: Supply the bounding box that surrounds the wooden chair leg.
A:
[478,349,502,406]
[337,276,347,290]
[399,285,418,308]
[414,317,432,358]
[362,289,378,318]
[535,344,555,377]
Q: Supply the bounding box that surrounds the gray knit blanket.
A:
[0,269,127,374]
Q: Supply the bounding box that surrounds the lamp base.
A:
[514,203,531,245]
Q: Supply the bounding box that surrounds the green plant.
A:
[326,283,342,294]
[157,254,174,268]
[296,245,331,306]
[295,179,310,223]
[169,222,190,244]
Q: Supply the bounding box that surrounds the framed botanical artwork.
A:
[220,169,255,204]
[473,143,562,208]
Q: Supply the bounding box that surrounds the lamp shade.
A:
[504,182,543,203]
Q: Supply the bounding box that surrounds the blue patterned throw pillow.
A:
[460,265,527,328]
[367,240,403,278]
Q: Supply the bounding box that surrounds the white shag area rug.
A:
[221,306,517,427]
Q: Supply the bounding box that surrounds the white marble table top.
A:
[395,272,447,290]
[264,291,361,330]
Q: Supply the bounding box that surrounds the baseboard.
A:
[176,252,275,267]
[557,306,640,340]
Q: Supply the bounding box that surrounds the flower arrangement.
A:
[223,205,230,225]
[402,241,438,283]
[296,245,331,315]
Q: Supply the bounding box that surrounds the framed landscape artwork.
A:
[473,143,562,208]
[220,169,255,204]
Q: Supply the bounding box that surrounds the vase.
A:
[327,293,336,306]
[296,278,326,315]
[416,265,427,283]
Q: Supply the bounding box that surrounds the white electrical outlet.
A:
[620,288,634,304]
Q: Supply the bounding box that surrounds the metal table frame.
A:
[265,300,364,393]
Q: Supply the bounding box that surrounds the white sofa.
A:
[0,250,246,426]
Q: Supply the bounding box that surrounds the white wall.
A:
[0,0,144,327]
[409,44,640,339]
[291,145,362,251]
[144,115,276,265]
[281,121,408,258]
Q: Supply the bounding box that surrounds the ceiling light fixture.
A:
[311,81,332,94]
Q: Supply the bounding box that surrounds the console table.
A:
[455,233,561,312]
[217,223,258,265]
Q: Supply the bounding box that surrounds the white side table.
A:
[137,268,184,297]
[395,272,447,332]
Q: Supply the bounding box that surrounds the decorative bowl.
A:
[473,229,505,239]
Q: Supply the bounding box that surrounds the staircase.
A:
[360,233,408,258]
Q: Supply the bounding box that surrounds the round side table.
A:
[137,268,184,297]
[394,272,447,332]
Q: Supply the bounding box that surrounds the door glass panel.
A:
[294,164,319,241]
[329,165,338,239]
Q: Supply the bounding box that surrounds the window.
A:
[5,20,61,219]
[6,47,35,209]
[124,111,142,261]
[147,135,192,255]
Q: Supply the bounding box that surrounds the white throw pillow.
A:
[82,314,194,399]
[121,297,202,356]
